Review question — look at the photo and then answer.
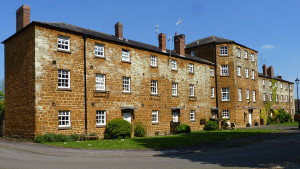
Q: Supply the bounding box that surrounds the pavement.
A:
[0,125,299,157]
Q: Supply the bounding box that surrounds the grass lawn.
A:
[272,121,298,126]
[46,129,278,149]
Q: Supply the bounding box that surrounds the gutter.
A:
[82,34,88,134]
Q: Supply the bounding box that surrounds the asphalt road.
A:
[0,129,299,169]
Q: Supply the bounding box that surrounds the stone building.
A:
[2,5,294,139]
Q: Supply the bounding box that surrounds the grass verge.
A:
[46,129,278,149]
[272,121,298,126]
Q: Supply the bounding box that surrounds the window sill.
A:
[57,49,71,54]
[189,72,194,74]
[58,126,71,130]
[221,100,230,102]
[123,91,132,94]
[172,95,179,97]
[219,54,228,57]
[121,60,131,64]
[95,56,106,59]
[152,122,159,125]
[151,94,159,96]
[211,97,215,99]
[220,75,229,77]
[96,125,106,128]
[94,90,109,93]
[190,120,196,122]
[171,69,178,71]
[57,88,72,91]
[150,65,158,68]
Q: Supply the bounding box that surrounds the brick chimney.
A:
[115,22,123,39]
[16,5,31,32]
[174,33,185,56]
[158,33,166,52]
[267,66,274,78]
[262,64,267,76]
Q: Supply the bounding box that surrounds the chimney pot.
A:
[158,33,166,52]
[115,22,123,39]
[174,34,185,56]
[267,66,274,78]
[16,5,31,32]
[262,64,267,76]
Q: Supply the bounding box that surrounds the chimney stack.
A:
[158,33,166,52]
[262,64,267,76]
[115,22,123,39]
[267,66,274,78]
[16,5,31,32]
[174,33,185,56]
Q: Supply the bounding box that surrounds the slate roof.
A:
[258,73,294,84]
[2,21,214,66]
[186,35,257,52]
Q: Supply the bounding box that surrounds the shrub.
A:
[175,124,191,134]
[88,132,99,140]
[104,119,132,139]
[204,120,218,131]
[277,109,292,123]
[134,122,147,137]
[71,134,80,141]
[44,133,57,142]
[34,135,46,143]
[267,117,276,125]
[56,134,73,142]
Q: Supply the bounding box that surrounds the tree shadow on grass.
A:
[133,130,300,168]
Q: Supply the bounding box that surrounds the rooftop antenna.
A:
[168,36,173,64]
[155,25,159,35]
[175,18,183,33]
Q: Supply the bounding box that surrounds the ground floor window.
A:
[58,111,70,127]
[222,110,230,119]
[152,110,158,123]
[96,110,106,126]
[190,110,195,121]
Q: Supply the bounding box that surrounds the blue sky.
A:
[1,0,300,89]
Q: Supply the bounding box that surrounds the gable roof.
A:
[258,73,294,84]
[2,21,214,66]
[186,35,257,52]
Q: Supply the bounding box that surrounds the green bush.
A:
[175,124,191,134]
[34,135,46,143]
[277,109,292,123]
[56,134,73,142]
[204,120,219,131]
[134,122,147,137]
[267,117,276,125]
[44,133,57,142]
[88,132,99,140]
[104,119,132,139]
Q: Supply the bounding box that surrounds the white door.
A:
[248,112,252,125]
[173,112,178,122]
[123,112,131,123]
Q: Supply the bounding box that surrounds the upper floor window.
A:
[238,88,242,101]
[95,74,105,91]
[269,80,272,87]
[236,48,241,58]
[210,68,215,77]
[220,46,228,56]
[245,68,249,78]
[252,90,256,102]
[286,95,288,102]
[152,110,159,123]
[251,70,255,80]
[150,55,157,67]
[122,49,130,62]
[94,44,104,57]
[246,89,250,100]
[58,70,70,89]
[244,51,248,59]
[172,83,178,96]
[151,80,158,95]
[122,77,131,92]
[280,83,283,89]
[263,93,266,101]
[58,111,70,127]
[171,60,177,70]
[237,66,241,77]
[220,65,229,76]
[188,63,194,73]
[262,79,265,86]
[57,36,70,51]
[96,110,106,126]
[189,84,195,97]
[250,53,255,62]
[190,110,196,121]
[191,50,196,56]
[211,87,215,98]
[221,88,230,101]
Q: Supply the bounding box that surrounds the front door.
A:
[248,109,253,125]
[173,111,179,122]
[123,110,131,123]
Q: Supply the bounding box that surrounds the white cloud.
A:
[261,44,275,49]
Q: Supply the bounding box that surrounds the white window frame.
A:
[236,48,241,58]
[211,87,215,98]
[94,44,105,58]
[246,89,250,100]
[58,70,70,89]
[244,51,248,59]
[251,70,255,80]
[221,88,230,101]
[281,83,283,89]
[122,77,131,92]
[210,68,215,77]
[250,53,255,62]
[270,93,272,101]
[222,110,230,119]
[189,84,195,97]
[190,110,195,121]
[262,79,265,86]
[237,66,241,77]
[172,83,178,96]
[263,93,266,102]
[58,111,71,127]
[96,110,106,126]
[245,68,249,78]
[269,80,272,87]
[191,50,196,56]
[238,88,242,101]
[152,110,158,123]
[150,55,157,67]
[95,74,105,91]
[122,49,130,62]
[252,90,256,102]
[171,60,177,70]
[188,63,194,73]
[220,46,228,56]
[286,95,288,103]
[151,80,158,95]
[57,36,70,51]
[220,65,229,76]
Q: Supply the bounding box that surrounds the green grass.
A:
[46,129,278,149]
[272,121,298,126]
